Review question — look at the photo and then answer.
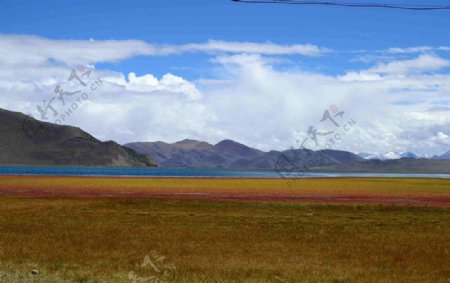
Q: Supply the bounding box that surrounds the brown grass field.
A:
[0,176,450,206]
[0,176,449,282]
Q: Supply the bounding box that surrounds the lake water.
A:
[0,166,449,179]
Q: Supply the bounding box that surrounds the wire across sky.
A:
[231,0,450,10]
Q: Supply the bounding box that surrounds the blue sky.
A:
[1,1,449,155]
[2,0,450,78]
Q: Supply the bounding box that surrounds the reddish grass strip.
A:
[0,175,449,207]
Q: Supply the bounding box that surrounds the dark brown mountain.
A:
[215,139,263,159]
[230,148,365,169]
[125,139,264,168]
[3,107,446,172]
[0,108,157,167]
[126,139,450,173]
[125,139,364,169]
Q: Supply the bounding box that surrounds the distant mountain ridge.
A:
[126,140,450,173]
[125,139,265,168]
[1,107,448,172]
[0,108,157,167]
[434,151,450,160]
[125,140,365,169]
[359,151,450,161]
[358,151,419,160]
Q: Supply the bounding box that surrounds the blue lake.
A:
[0,166,449,179]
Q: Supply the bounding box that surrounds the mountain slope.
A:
[0,108,157,167]
[126,140,364,170]
[230,149,364,170]
[125,139,264,168]
[126,138,450,173]
[434,151,450,160]
[215,139,263,159]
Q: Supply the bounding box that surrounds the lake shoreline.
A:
[0,165,449,178]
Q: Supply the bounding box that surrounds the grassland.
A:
[0,176,449,206]
[0,177,449,282]
[1,176,450,194]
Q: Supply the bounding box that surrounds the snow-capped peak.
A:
[358,151,419,160]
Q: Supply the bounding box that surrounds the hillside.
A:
[435,151,450,160]
[125,140,364,169]
[0,108,157,167]
[126,139,450,173]
[125,139,264,168]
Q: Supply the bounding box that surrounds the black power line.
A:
[231,0,450,10]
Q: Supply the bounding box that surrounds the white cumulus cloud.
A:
[0,35,449,156]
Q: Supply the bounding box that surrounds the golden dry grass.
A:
[0,196,449,282]
[0,175,449,195]
[0,177,449,282]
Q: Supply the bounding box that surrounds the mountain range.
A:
[0,108,156,167]
[125,139,264,168]
[358,152,416,160]
[358,151,449,160]
[434,151,450,160]
[125,140,450,173]
[125,140,365,169]
[0,107,448,173]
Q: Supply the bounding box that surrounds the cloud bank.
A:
[0,35,449,156]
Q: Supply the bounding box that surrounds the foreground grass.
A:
[0,197,449,282]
